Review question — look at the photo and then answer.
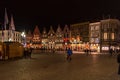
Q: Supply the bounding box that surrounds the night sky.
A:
[0,0,120,32]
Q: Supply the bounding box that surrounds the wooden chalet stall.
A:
[0,42,24,60]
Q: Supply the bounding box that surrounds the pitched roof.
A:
[33,25,40,35]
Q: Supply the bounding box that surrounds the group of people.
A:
[109,48,120,56]
[84,49,90,55]
[24,47,32,58]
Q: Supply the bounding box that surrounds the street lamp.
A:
[21,32,26,47]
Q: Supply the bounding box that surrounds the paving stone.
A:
[0,50,119,80]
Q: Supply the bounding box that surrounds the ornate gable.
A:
[63,24,70,33]
[42,27,47,38]
[32,25,41,42]
[33,25,40,35]
[48,26,55,35]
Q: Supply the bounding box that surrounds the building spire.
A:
[4,8,9,30]
[9,14,15,30]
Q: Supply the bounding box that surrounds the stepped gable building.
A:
[41,27,48,49]
[63,25,70,50]
[32,25,41,48]
[26,30,32,48]
[48,26,56,49]
[55,25,63,50]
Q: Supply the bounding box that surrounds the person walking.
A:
[24,48,28,58]
[28,48,32,58]
[117,52,120,75]
[66,48,73,61]
[52,48,55,54]
[109,48,113,56]
[86,49,89,55]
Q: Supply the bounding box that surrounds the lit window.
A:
[104,33,107,40]
[111,33,114,40]
[91,26,94,30]
[95,38,99,43]
[91,38,94,43]
[95,26,99,30]
[102,47,109,50]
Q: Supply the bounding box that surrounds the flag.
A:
[4,8,9,30]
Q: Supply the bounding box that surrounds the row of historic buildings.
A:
[26,25,71,50]
[25,19,120,53]
[1,9,120,53]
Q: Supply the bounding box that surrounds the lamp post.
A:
[21,32,26,47]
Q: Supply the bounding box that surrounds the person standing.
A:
[0,51,2,60]
[109,48,113,56]
[117,53,120,75]
[86,49,89,55]
[66,48,73,61]
[28,48,32,58]
[24,48,28,58]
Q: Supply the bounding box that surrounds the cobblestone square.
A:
[0,51,119,80]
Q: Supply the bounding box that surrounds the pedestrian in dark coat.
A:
[28,48,32,58]
[24,48,28,58]
[109,48,113,56]
[0,51,2,60]
[86,49,89,55]
[117,53,120,75]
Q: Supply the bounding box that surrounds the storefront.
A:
[90,44,100,52]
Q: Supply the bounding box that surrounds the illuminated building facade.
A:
[100,19,120,52]
[89,22,101,52]
[70,22,89,51]
[26,30,32,48]
[32,25,41,48]
[0,30,22,43]
[63,25,70,50]
[48,26,55,49]
[0,9,22,44]
[55,25,64,50]
[41,27,48,49]
[24,18,120,53]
